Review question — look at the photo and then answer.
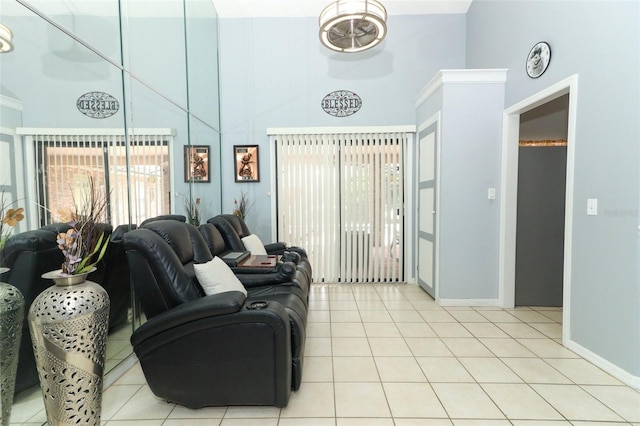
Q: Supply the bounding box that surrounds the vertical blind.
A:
[273,131,406,283]
[28,129,172,227]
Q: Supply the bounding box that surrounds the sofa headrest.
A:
[140,214,187,227]
[198,223,228,256]
[142,220,195,265]
[111,224,137,242]
[3,229,58,253]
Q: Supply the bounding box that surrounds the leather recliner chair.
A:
[123,220,307,407]
[198,222,310,304]
[208,215,312,287]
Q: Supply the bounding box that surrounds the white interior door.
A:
[417,122,437,297]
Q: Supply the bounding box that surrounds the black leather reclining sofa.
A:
[123,219,310,408]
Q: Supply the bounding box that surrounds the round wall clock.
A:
[526,41,551,78]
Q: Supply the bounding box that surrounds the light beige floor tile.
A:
[337,418,394,426]
[544,358,623,385]
[330,300,359,310]
[104,421,164,425]
[479,338,536,357]
[478,310,520,323]
[508,310,556,323]
[305,337,332,356]
[330,310,362,322]
[331,322,367,337]
[375,356,427,382]
[308,300,331,311]
[329,292,356,301]
[168,405,226,419]
[430,323,473,338]
[431,383,504,419]
[333,356,379,382]
[419,310,457,323]
[389,310,427,322]
[384,383,447,418]
[303,356,334,382]
[458,357,523,383]
[359,310,394,322]
[481,383,563,420]
[280,382,335,418]
[410,300,443,311]
[224,406,280,418]
[582,385,640,422]
[335,382,391,417]
[306,322,331,337]
[416,357,474,383]
[163,420,222,426]
[406,337,453,357]
[112,363,147,386]
[570,422,636,426]
[531,384,624,421]
[369,337,413,356]
[280,419,336,426]
[441,338,494,357]
[529,323,563,339]
[332,337,372,356]
[219,419,278,426]
[496,323,547,338]
[308,310,331,323]
[501,358,571,384]
[394,420,453,425]
[538,311,563,322]
[356,300,388,310]
[102,385,144,420]
[396,322,437,338]
[509,421,571,426]
[384,301,417,310]
[461,322,509,338]
[448,310,489,322]
[452,421,512,426]
[111,385,174,420]
[364,322,402,337]
[516,338,578,358]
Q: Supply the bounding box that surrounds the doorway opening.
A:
[498,75,578,345]
[515,94,569,306]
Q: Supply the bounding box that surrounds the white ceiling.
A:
[211,0,473,18]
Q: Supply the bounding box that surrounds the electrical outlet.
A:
[587,198,598,216]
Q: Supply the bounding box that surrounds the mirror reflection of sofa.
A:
[0,223,133,395]
[123,219,310,407]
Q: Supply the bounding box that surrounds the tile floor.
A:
[14,283,640,425]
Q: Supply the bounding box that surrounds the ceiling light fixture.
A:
[0,24,14,53]
[319,0,387,53]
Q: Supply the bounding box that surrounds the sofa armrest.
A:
[132,291,264,345]
[231,262,297,287]
[264,242,287,255]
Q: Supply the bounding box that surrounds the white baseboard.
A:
[565,338,640,390]
[437,298,500,307]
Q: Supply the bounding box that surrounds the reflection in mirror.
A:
[0,0,221,423]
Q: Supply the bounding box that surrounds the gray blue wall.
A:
[466,0,640,378]
[218,14,466,236]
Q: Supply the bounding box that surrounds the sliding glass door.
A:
[273,130,406,283]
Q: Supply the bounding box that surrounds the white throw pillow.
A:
[194,257,247,297]
[242,234,268,255]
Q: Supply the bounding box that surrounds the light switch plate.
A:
[488,188,496,200]
[587,198,598,216]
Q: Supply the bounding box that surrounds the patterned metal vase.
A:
[29,271,110,426]
[0,272,24,426]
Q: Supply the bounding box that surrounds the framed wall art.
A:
[233,145,259,182]
[184,145,210,182]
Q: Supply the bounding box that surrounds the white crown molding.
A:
[414,68,508,108]
[0,94,23,111]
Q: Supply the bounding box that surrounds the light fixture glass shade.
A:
[319,0,387,53]
[0,24,14,53]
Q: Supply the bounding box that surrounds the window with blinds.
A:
[23,129,173,227]
[273,130,406,283]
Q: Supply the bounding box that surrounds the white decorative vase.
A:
[0,267,24,426]
[29,269,110,426]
